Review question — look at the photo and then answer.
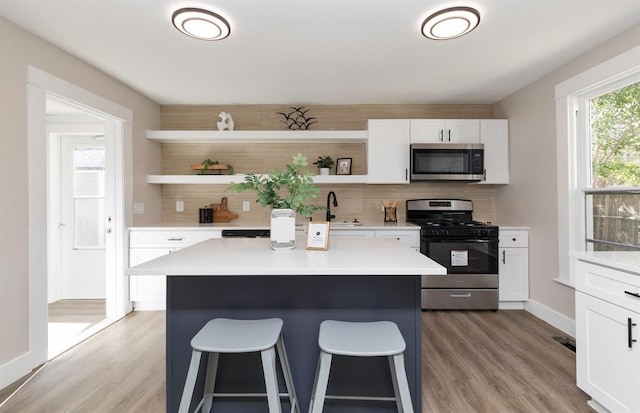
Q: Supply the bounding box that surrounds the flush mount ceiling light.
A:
[421,6,480,40]
[172,7,230,41]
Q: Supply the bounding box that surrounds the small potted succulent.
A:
[313,155,334,175]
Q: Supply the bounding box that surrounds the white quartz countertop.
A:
[571,251,640,275]
[126,237,445,276]
[128,222,420,231]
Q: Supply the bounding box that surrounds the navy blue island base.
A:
[166,274,422,413]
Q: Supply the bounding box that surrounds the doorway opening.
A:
[47,128,111,358]
[26,66,133,373]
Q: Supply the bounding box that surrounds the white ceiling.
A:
[2,0,639,105]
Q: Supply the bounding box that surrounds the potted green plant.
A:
[313,155,334,175]
[226,153,324,249]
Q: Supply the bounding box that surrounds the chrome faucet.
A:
[326,191,338,222]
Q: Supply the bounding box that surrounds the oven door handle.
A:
[450,293,472,298]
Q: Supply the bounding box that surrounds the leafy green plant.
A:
[226,153,324,216]
[313,155,334,169]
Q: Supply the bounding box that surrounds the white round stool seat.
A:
[191,318,283,353]
[318,320,406,356]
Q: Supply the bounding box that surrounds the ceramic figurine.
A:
[217,111,234,131]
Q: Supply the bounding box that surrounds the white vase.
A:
[270,209,296,249]
[320,168,330,175]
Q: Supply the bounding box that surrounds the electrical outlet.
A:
[133,203,144,215]
[242,201,250,212]
[176,200,184,212]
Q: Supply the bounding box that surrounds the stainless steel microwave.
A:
[410,143,484,182]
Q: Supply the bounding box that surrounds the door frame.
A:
[27,66,133,368]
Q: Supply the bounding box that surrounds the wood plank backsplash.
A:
[159,104,496,225]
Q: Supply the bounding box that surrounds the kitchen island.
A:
[126,237,445,413]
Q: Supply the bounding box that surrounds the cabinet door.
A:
[498,247,529,301]
[576,292,640,412]
[410,119,445,143]
[445,119,480,143]
[129,248,174,303]
[367,119,410,184]
[479,119,509,184]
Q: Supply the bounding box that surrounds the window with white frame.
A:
[581,82,640,252]
[555,45,640,284]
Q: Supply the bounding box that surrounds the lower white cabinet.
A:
[330,228,420,250]
[129,229,222,310]
[575,258,640,413]
[498,229,529,304]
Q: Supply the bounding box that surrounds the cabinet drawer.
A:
[375,230,420,248]
[499,230,528,247]
[130,230,221,248]
[576,260,640,312]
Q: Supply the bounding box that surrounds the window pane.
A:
[586,192,640,251]
[74,198,105,248]
[589,82,640,188]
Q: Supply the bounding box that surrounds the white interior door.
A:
[60,136,106,299]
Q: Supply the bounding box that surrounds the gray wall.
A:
[494,24,640,320]
[0,16,161,371]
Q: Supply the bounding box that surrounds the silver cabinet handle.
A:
[450,293,472,298]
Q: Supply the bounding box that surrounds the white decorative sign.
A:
[451,250,468,266]
[306,222,330,250]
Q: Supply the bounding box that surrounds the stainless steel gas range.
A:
[407,199,499,310]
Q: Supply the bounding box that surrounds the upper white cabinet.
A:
[410,119,480,143]
[367,119,410,184]
[478,119,509,184]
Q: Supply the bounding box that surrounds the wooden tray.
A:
[210,197,239,222]
[191,164,230,174]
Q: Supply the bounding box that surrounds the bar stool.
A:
[308,320,414,413]
[178,318,300,413]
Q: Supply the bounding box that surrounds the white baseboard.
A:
[132,301,165,311]
[0,351,35,391]
[499,301,526,310]
[525,299,576,338]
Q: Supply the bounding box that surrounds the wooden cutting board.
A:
[212,197,239,222]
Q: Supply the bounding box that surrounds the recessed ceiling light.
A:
[172,7,230,41]
[421,6,480,40]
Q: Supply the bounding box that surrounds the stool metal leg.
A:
[389,354,413,413]
[261,347,283,413]
[179,349,203,413]
[309,351,332,413]
[201,352,219,413]
[276,335,300,413]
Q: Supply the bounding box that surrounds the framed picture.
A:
[336,158,352,175]
[306,222,330,250]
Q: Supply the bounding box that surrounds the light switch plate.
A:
[242,201,250,212]
[176,201,184,212]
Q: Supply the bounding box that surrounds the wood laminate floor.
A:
[0,310,590,412]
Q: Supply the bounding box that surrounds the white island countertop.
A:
[571,251,640,275]
[126,237,445,276]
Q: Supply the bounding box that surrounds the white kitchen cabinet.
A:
[375,229,420,251]
[575,258,640,413]
[498,229,529,305]
[410,119,480,144]
[478,119,509,184]
[129,229,222,310]
[367,119,410,184]
[330,229,376,238]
